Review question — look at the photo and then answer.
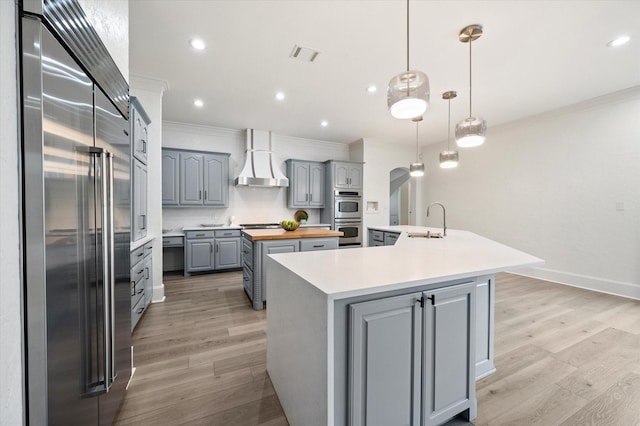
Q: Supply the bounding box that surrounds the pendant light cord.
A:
[447,98,451,150]
[415,121,419,160]
[406,0,410,72]
[469,35,473,117]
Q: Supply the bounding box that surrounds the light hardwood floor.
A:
[114,271,640,426]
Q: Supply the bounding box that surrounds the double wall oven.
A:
[334,190,362,248]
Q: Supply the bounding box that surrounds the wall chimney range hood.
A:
[235,129,289,187]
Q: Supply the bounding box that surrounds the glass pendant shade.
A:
[439,150,459,168]
[455,116,487,147]
[409,162,425,177]
[388,70,430,119]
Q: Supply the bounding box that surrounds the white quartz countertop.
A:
[268,226,544,300]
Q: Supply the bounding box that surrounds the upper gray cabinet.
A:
[161,150,179,205]
[131,97,150,165]
[286,159,325,208]
[327,160,363,190]
[162,148,229,208]
[130,97,150,242]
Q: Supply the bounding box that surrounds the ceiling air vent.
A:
[289,45,319,62]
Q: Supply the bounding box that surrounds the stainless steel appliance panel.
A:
[334,220,363,247]
[22,15,131,426]
[334,192,362,220]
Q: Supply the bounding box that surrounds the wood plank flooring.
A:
[114,271,640,426]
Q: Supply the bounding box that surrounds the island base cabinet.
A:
[475,275,495,379]
[423,283,476,426]
[348,283,476,426]
[350,293,422,426]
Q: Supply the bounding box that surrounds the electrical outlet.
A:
[615,201,625,211]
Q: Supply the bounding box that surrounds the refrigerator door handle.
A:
[99,151,112,393]
[107,152,116,385]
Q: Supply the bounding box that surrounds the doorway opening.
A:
[389,167,416,225]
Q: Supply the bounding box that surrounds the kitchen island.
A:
[242,227,342,310]
[265,226,543,426]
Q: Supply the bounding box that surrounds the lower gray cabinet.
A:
[215,231,241,270]
[350,292,422,426]
[131,239,154,332]
[186,236,215,273]
[368,229,400,247]
[349,282,476,426]
[475,275,495,379]
[423,282,476,426]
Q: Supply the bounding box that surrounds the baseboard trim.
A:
[513,267,640,301]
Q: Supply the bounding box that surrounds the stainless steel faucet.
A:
[426,202,447,236]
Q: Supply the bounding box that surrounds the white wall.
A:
[422,87,640,299]
[130,75,169,302]
[0,2,23,424]
[352,138,420,245]
[162,122,350,228]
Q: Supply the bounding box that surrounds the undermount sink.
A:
[407,231,443,239]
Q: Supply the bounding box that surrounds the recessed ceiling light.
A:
[607,35,631,47]
[189,38,206,50]
[367,85,377,93]
[193,99,204,107]
[275,92,285,101]
[320,120,328,127]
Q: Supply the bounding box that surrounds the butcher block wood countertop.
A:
[242,227,343,241]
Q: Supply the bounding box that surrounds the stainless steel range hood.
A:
[235,129,289,187]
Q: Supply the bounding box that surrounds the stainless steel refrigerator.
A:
[21,1,132,424]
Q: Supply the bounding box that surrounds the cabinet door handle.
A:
[145,267,150,279]
[142,139,146,154]
[137,288,143,295]
[224,232,232,236]
[137,269,144,274]
[195,233,205,237]
[199,190,202,200]
[215,243,218,253]
[204,190,207,200]
[137,252,144,257]
[313,244,324,248]
[309,193,312,202]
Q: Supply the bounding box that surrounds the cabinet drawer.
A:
[131,262,145,284]
[384,232,399,246]
[131,280,144,309]
[242,238,254,269]
[144,239,154,255]
[131,297,145,331]
[371,230,384,242]
[300,238,338,252]
[186,230,215,239]
[130,246,145,267]
[163,236,184,247]
[215,229,241,238]
[243,266,253,299]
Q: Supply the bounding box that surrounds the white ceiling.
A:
[129,0,640,146]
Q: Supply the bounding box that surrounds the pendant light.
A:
[409,116,425,177]
[440,91,459,168]
[455,24,487,148]
[387,0,430,120]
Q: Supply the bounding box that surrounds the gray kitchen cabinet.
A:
[180,152,204,205]
[286,159,325,208]
[214,229,241,269]
[299,237,338,252]
[132,158,147,241]
[331,160,363,190]
[130,239,154,331]
[162,150,180,206]
[185,230,215,273]
[130,97,150,242]
[143,241,153,307]
[350,292,422,426]
[174,150,229,207]
[131,97,150,165]
[368,229,399,247]
[348,282,476,426]
[423,282,476,426]
[204,155,228,206]
[384,231,400,246]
